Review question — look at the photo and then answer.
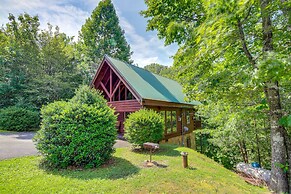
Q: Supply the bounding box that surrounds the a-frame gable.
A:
[91,57,141,103]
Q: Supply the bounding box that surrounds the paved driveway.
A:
[0,132,37,160]
[0,132,130,161]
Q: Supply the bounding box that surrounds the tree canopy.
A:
[0,13,82,109]
[144,63,175,80]
[142,0,290,192]
[78,0,132,81]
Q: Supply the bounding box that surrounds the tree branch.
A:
[241,6,253,24]
[237,19,257,69]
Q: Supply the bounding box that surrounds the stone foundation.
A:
[161,133,196,150]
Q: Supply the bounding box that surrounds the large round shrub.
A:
[0,106,40,131]
[124,109,164,147]
[34,86,117,168]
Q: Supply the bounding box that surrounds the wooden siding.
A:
[108,100,141,112]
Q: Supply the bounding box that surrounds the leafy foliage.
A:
[195,129,239,169]
[78,0,132,81]
[0,106,40,131]
[0,14,82,109]
[144,63,176,80]
[143,0,290,192]
[124,109,164,147]
[34,86,117,169]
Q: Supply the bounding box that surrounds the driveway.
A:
[0,132,130,161]
[0,132,37,160]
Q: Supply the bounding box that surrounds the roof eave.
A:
[142,98,200,109]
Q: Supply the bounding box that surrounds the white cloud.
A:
[0,0,98,39]
[0,0,177,67]
[115,6,177,67]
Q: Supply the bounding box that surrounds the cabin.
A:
[91,55,201,148]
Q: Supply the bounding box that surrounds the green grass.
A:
[0,129,38,133]
[0,144,268,194]
[0,129,11,132]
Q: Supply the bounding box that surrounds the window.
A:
[186,111,190,124]
[166,111,172,133]
[162,110,177,134]
[171,111,177,133]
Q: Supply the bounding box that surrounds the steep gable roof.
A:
[93,55,201,106]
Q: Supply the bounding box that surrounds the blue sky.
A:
[0,0,177,67]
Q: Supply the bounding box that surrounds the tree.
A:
[0,14,82,109]
[142,0,290,192]
[78,0,132,81]
[144,63,176,80]
[0,13,40,108]
[30,24,82,107]
[144,63,167,74]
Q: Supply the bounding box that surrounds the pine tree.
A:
[79,0,132,80]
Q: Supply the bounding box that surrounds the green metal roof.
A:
[105,55,201,106]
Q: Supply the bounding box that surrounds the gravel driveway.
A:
[0,132,130,161]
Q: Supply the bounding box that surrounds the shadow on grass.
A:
[187,166,197,170]
[131,144,181,157]
[41,157,140,180]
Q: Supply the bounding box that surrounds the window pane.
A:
[171,111,177,132]
[166,111,172,134]
[186,111,190,124]
[158,111,166,134]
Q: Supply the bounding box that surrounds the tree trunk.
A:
[243,140,249,163]
[260,0,289,192]
[238,141,248,163]
[265,82,288,192]
[254,120,262,167]
[283,127,291,194]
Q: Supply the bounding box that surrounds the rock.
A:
[236,162,271,184]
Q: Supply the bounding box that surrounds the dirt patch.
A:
[142,160,168,168]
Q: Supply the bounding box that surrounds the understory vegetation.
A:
[0,145,268,194]
[124,109,164,147]
[34,86,117,169]
[0,106,39,131]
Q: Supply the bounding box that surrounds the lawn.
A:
[0,144,268,194]
[0,129,11,133]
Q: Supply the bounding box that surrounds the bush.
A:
[124,109,164,147]
[194,129,237,169]
[34,85,117,169]
[0,106,40,131]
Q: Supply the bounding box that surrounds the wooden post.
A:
[109,69,112,101]
[181,152,188,168]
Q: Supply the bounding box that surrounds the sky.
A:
[0,0,178,67]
